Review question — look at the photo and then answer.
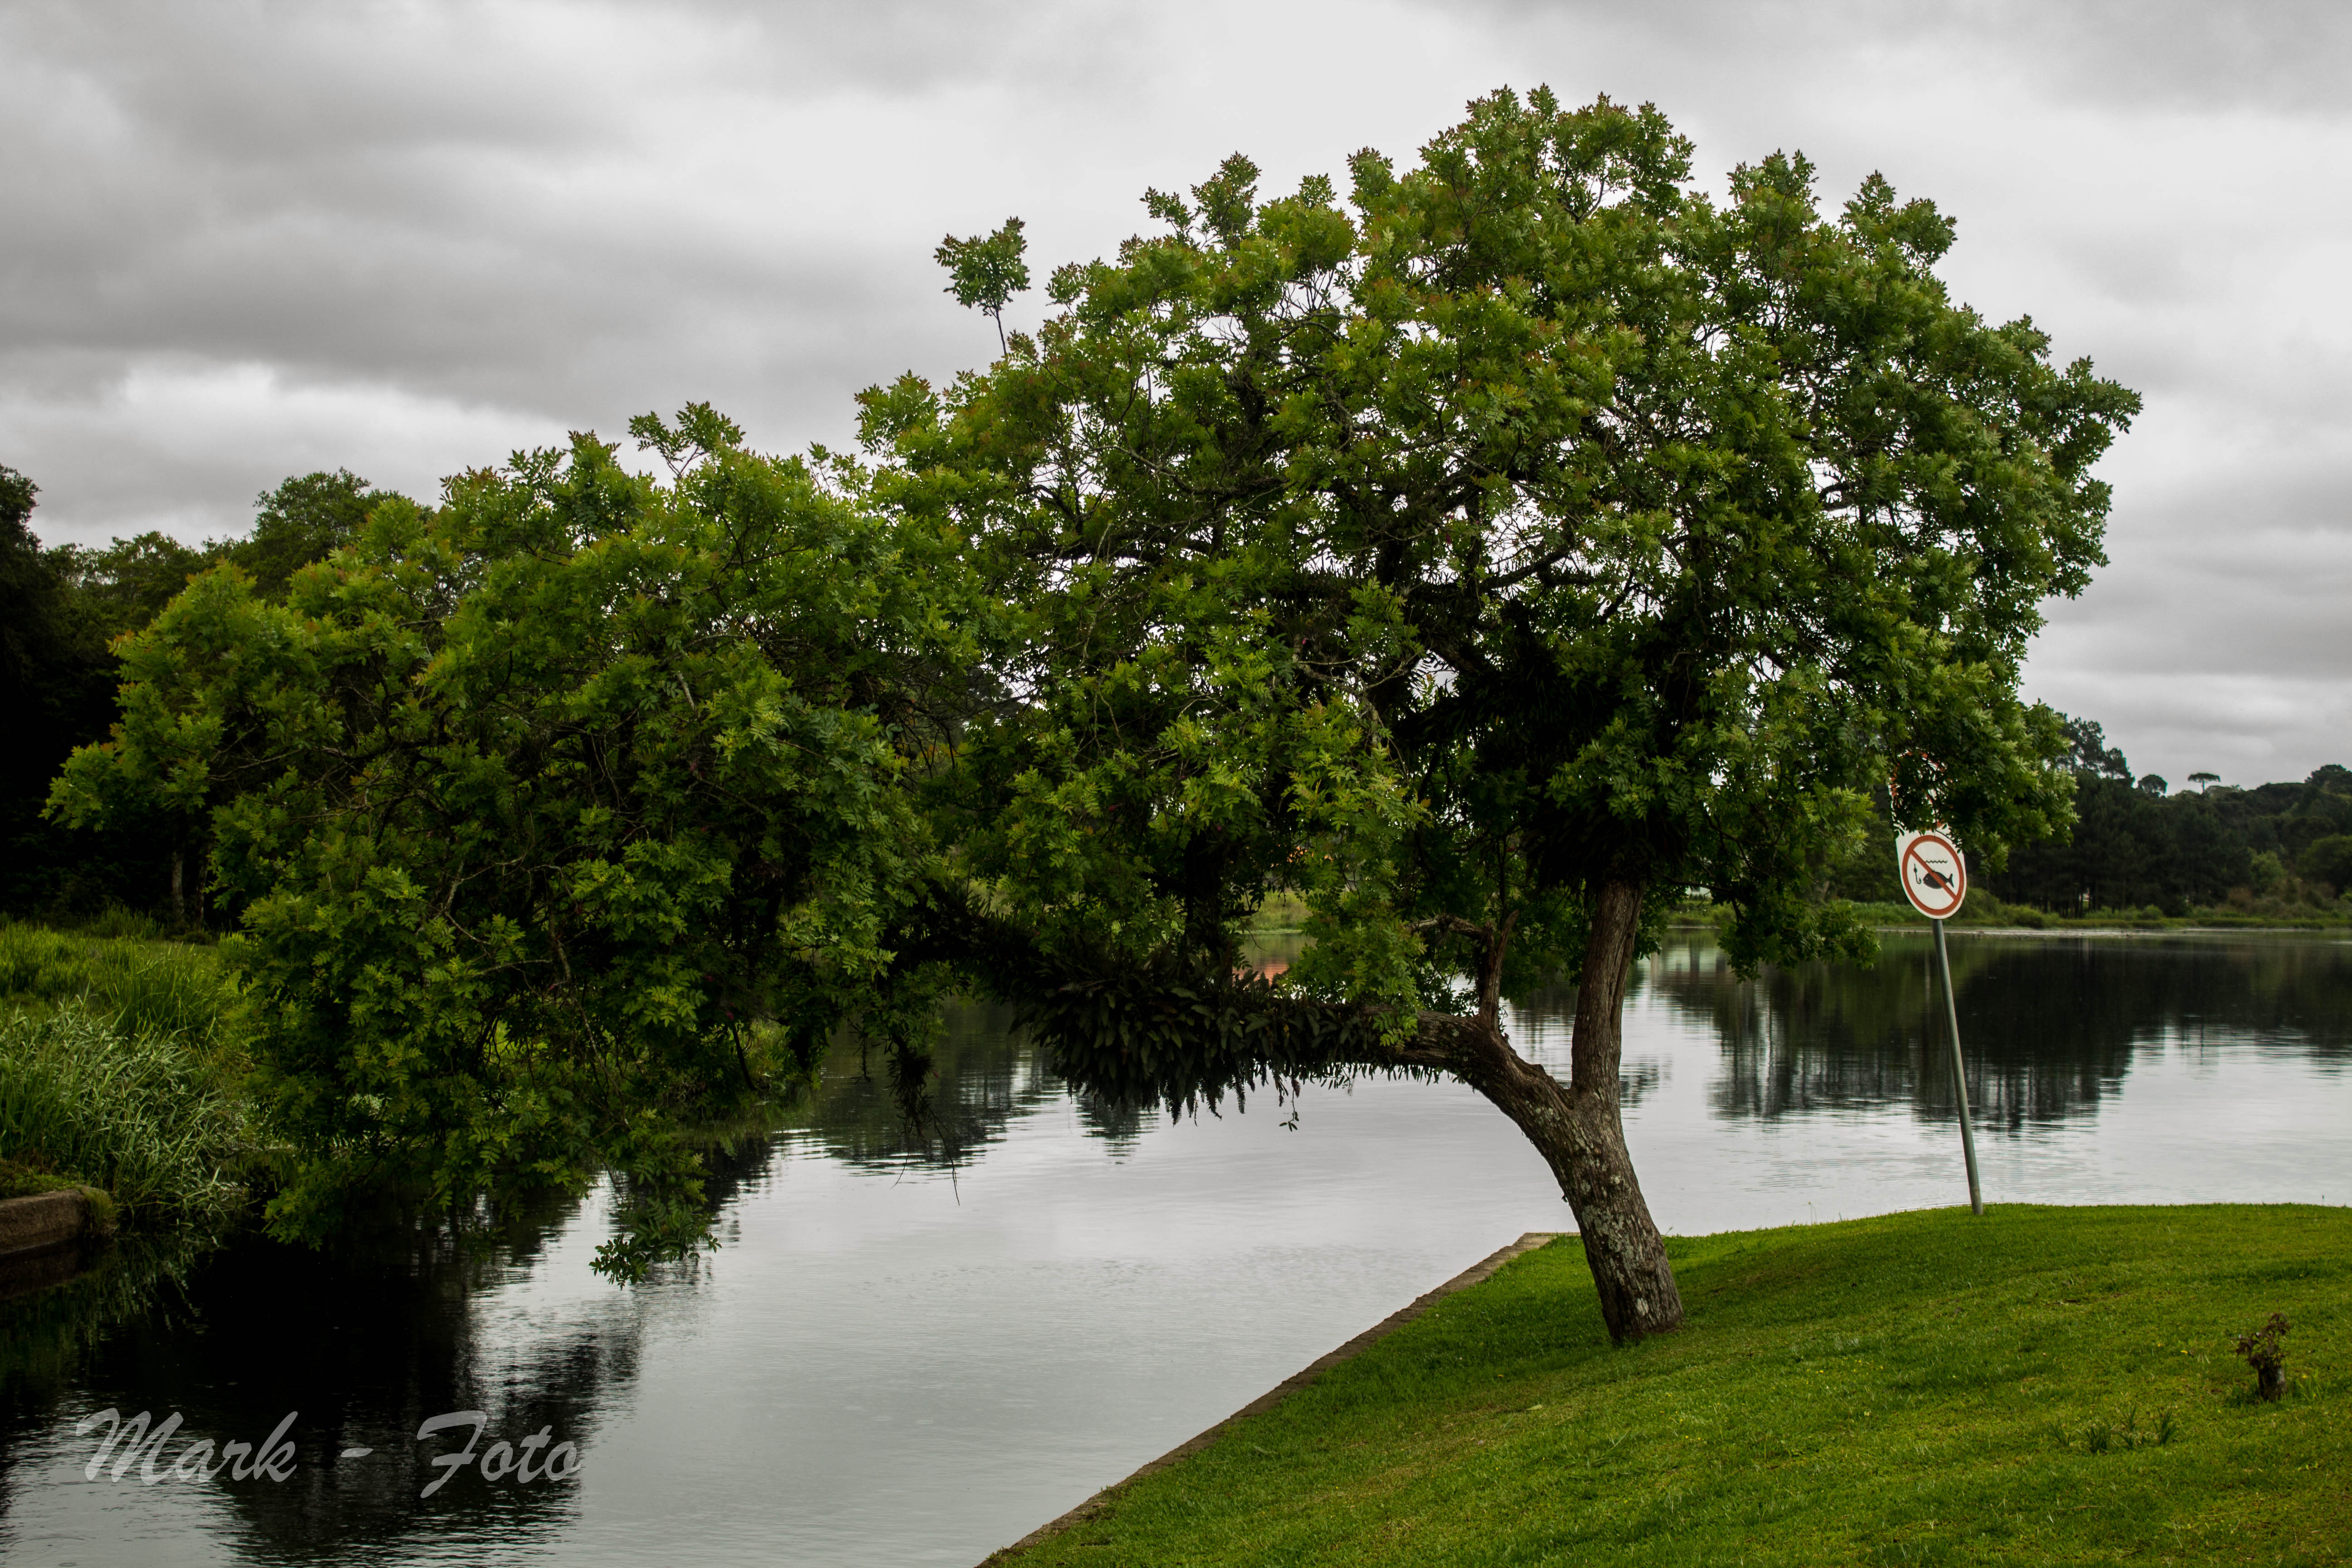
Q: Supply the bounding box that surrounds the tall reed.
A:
[0,1008,248,1216]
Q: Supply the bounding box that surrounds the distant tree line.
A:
[0,464,404,918]
[1823,717,2352,916]
[1985,720,2351,915]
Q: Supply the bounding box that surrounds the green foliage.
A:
[869,87,2136,1061]
[0,463,32,530]
[48,411,985,1275]
[1,464,65,684]
[42,470,408,648]
[51,531,220,643]
[0,465,137,917]
[995,1206,2352,1566]
[234,469,389,597]
[0,925,245,1225]
[2,462,413,920]
[2302,833,2352,896]
[935,217,1032,350]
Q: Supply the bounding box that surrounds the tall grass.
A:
[0,919,233,1044]
[0,921,249,1217]
[0,1008,249,1215]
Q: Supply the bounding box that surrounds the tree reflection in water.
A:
[0,1184,641,1560]
[0,1005,1165,1558]
[1639,932,2352,1132]
[781,1000,1162,1173]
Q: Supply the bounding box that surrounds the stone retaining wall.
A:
[0,1189,98,1259]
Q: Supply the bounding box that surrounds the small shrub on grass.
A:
[2235,1312,2290,1401]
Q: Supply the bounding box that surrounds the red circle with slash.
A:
[1898,829,1968,919]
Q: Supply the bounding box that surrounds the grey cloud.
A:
[0,0,1117,386]
[2045,539,2350,671]
[0,0,1093,538]
[1452,0,2352,116]
[1,0,2345,785]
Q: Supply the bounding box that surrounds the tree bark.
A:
[1428,877,1684,1343]
[169,848,185,926]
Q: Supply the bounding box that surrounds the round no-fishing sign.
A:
[1897,829,1968,920]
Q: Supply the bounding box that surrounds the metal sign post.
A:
[1898,828,1983,1215]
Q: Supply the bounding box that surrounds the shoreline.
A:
[976,1232,1567,1566]
[1249,921,2351,942]
[1848,922,2347,940]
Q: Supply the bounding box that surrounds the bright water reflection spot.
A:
[3,931,2347,1566]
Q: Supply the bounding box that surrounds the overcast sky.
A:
[3,0,2345,785]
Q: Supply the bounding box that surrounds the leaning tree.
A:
[49,90,2133,1321]
[867,88,2136,1342]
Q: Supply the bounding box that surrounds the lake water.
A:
[4,930,2348,1566]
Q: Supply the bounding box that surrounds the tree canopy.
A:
[52,410,986,1274]
[0,468,413,918]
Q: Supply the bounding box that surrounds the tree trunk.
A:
[169,848,185,926]
[1451,877,1684,1343]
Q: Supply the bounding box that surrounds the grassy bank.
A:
[0,916,235,1040]
[1827,898,2352,933]
[995,1206,2349,1567]
[0,919,250,1218]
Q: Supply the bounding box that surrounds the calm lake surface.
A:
[5,930,2349,1566]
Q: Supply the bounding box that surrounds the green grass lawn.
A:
[996,1206,2349,1567]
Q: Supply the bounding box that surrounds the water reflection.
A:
[0,1192,648,1564]
[785,1002,1151,1171]
[4,931,2348,1567]
[1642,931,2352,1132]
